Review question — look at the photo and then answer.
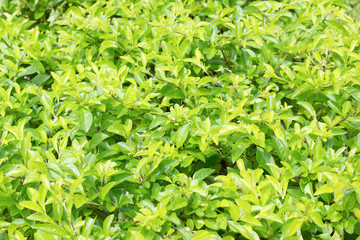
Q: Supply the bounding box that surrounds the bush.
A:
[348,0,360,20]
[1,0,360,239]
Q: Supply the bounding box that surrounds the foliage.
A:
[0,0,360,239]
[348,0,360,20]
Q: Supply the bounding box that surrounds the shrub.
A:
[348,0,360,20]
[0,0,360,239]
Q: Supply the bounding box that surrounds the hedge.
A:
[1,0,360,239]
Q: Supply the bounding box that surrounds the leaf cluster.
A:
[0,0,360,239]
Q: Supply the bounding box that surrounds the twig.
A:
[110,94,146,119]
[353,102,357,117]
[10,51,26,81]
[263,14,267,28]
[111,201,123,213]
[46,131,52,151]
[328,113,353,130]
[111,94,133,111]
[127,137,136,150]
[253,94,262,101]
[62,202,78,236]
[239,185,244,194]
[142,68,180,89]
[46,101,59,151]
[173,31,200,40]
[221,50,232,74]
[196,0,204,8]
[265,53,289,83]
[93,53,100,63]
[205,72,223,87]
[135,169,144,182]
[10,176,25,179]
[54,101,59,118]
[209,14,218,26]
[87,204,108,219]
[17,51,26,69]
[233,88,241,100]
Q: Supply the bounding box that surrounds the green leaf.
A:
[89,132,109,149]
[78,108,93,133]
[229,201,240,222]
[117,142,132,153]
[18,66,37,78]
[32,74,51,85]
[0,196,16,207]
[229,223,260,240]
[100,40,118,53]
[149,159,177,181]
[204,219,219,230]
[27,213,54,223]
[166,89,185,99]
[48,9,60,26]
[107,122,126,136]
[314,184,334,195]
[298,101,315,117]
[326,20,349,37]
[241,49,252,73]
[219,125,240,136]
[166,212,181,225]
[345,87,360,102]
[177,226,192,240]
[31,224,68,238]
[249,131,265,148]
[149,116,167,130]
[83,217,95,237]
[309,210,324,227]
[101,182,117,201]
[332,0,351,10]
[40,92,54,115]
[354,208,360,219]
[20,201,44,213]
[171,197,188,211]
[291,83,312,98]
[173,124,189,148]
[327,100,343,116]
[193,230,221,240]
[103,214,114,234]
[313,138,323,163]
[160,84,185,99]
[282,218,303,237]
[111,173,134,184]
[255,147,275,174]
[198,8,214,16]
[74,194,87,208]
[232,140,251,162]
[193,168,215,181]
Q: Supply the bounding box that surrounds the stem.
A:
[221,50,232,74]
[142,68,180,89]
[266,53,289,83]
[196,0,204,8]
[328,113,354,131]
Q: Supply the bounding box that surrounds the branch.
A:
[289,49,329,56]
[221,50,232,74]
[142,68,180,89]
[110,94,146,120]
[328,113,353,130]
[17,51,26,69]
[265,53,289,83]
[196,0,204,8]
[46,101,59,151]
[204,72,223,87]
